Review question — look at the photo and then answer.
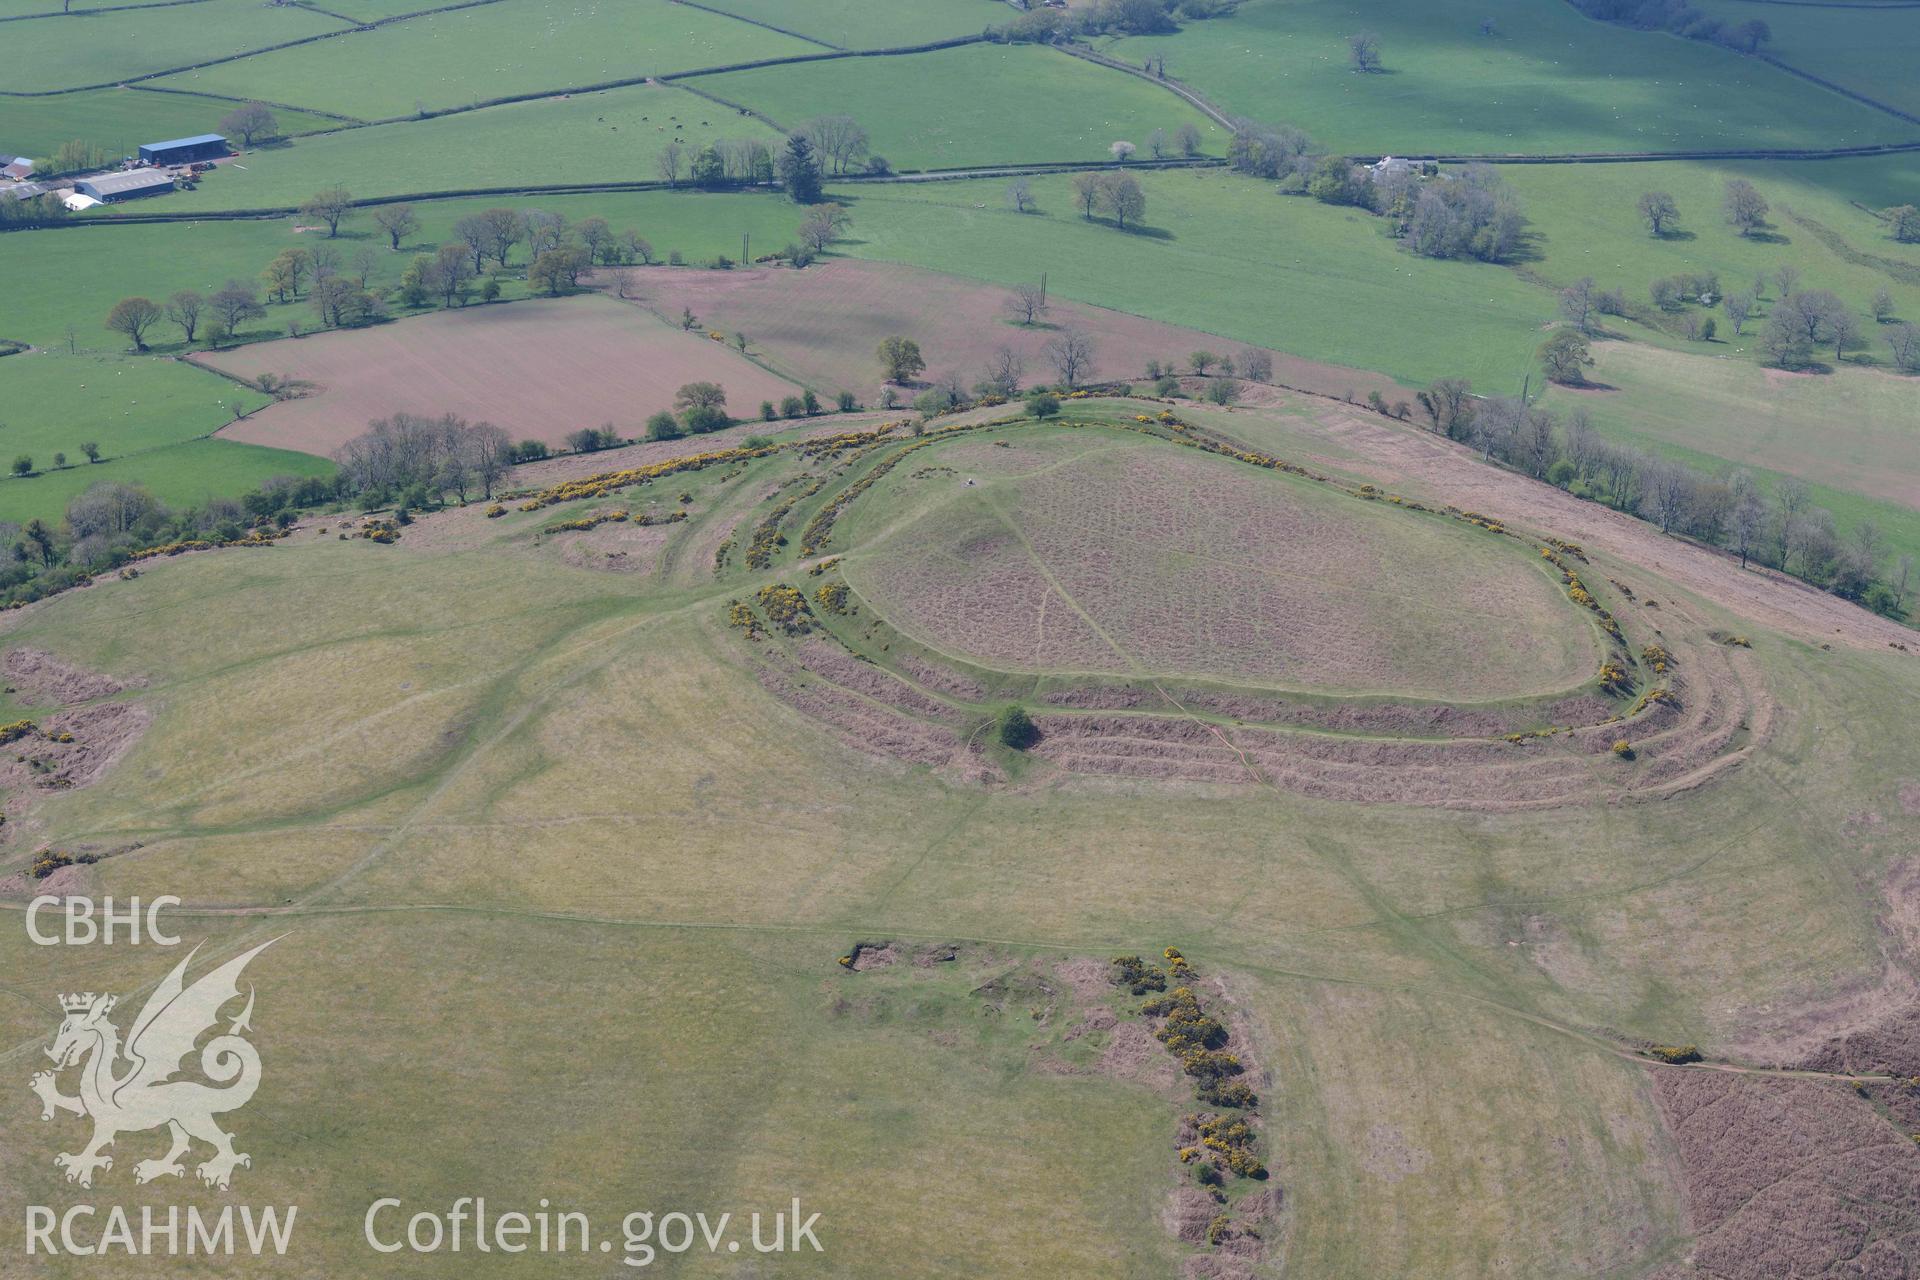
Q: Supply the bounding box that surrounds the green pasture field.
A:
[1576,343,1920,515]
[0,436,332,524]
[0,0,224,11]
[1505,159,1920,327]
[0,191,825,517]
[0,0,349,94]
[691,42,1223,170]
[1695,0,1920,118]
[1102,0,1915,154]
[0,413,1910,1272]
[9,196,813,356]
[153,0,817,121]
[1539,346,1920,573]
[0,349,263,468]
[0,88,344,164]
[162,83,784,213]
[688,0,1010,48]
[297,0,477,18]
[832,170,1548,387]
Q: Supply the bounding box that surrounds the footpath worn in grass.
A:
[694,43,1223,170]
[154,0,816,120]
[1103,0,1914,154]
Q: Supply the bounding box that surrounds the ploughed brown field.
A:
[195,294,802,456]
[629,259,1406,404]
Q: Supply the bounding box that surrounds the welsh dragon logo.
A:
[30,939,277,1190]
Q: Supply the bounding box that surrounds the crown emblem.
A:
[59,992,113,1016]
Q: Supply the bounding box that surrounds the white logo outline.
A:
[30,938,277,1190]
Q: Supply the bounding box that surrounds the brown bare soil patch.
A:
[1647,1067,1920,1280]
[625,260,1403,404]
[196,295,802,457]
[2,648,140,705]
[1096,1018,1181,1090]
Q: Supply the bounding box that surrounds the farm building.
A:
[137,134,228,166]
[1,158,33,182]
[74,169,175,202]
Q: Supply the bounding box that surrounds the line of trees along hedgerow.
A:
[1401,376,1913,620]
[96,173,861,358]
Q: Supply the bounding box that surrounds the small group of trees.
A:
[875,326,1100,415]
[105,277,268,351]
[1140,123,1205,160]
[1403,165,1526,263]
[657,136,777,190]
[7,443,99,479]
[1070,170,1148,229]
[1224,123,1528,265]
[645,382,732,439]
[333,412,512,504]
[995,0,1236,43]
[0,474,313,604]
[1569,0,1770,54]
[1556,258,1912,372]
[799,115,876,177]
[1413,378,1911,617]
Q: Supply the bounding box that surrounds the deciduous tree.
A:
[1637,190,1679,237]
[877,335,926,384]
[1722,178,1768,237]
[1538,328,1594,385]
[1043,328,1095,387]
[1347,31,1382,71]
[218,101,279,147]
[208,279,265,340]
[1006,282,1048,325]
[165,289,204,344]
[1098,171,1146,229]
[299,186,353,237]
[104,296,163,351]
[372,203,418,250]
